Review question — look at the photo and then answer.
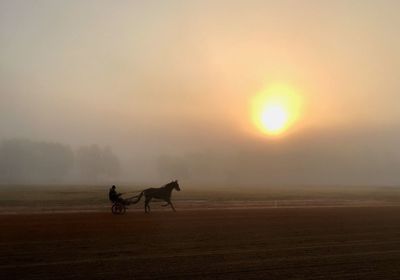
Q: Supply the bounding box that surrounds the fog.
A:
[0,139,120,184]
[1,1,400,186]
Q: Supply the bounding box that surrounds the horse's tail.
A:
[130,190,145,204]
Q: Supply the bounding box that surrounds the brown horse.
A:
[132,180,181,213]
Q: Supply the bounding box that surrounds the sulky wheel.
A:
[111,203,126,215]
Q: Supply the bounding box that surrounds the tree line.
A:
[0,139,120,184]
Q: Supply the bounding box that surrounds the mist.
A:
[0,139,120,184]
[1,1,400,187]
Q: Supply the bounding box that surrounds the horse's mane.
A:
[162,181,175,188]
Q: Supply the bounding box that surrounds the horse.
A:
[132,180,181,213]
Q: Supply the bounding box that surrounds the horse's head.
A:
[172,180,181,191]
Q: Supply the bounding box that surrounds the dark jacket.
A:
[109,188,120,202]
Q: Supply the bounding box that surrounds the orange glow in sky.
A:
[251,84,302,137]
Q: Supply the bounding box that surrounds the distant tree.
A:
[102,146,121,178]
[75,145,121,182]
[0,139,74,184]
[75,145,103,182]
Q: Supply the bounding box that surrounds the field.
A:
[2,186,400,279]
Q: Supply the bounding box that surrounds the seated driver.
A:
[109,185,124,204]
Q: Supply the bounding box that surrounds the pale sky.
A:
[1,0,400,185]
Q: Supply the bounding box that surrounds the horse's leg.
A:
[169,201,176,212]
[145,197,152,213]
[162,197,171,207]
[144,196,149,213]
[162,202,170,207]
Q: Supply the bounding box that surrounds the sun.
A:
[251,84,302,136]
[260,104,288,134]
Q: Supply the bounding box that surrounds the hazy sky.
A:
[1,0,400,185]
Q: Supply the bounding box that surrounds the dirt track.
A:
[2,207,400,279]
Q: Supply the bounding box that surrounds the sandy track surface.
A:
[2,207,400,279]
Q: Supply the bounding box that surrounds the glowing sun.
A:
[251,84,302,136]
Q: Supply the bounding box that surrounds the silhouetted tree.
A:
[75,145,120,182]
[102,146,121,178]
[0,139,74,184]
